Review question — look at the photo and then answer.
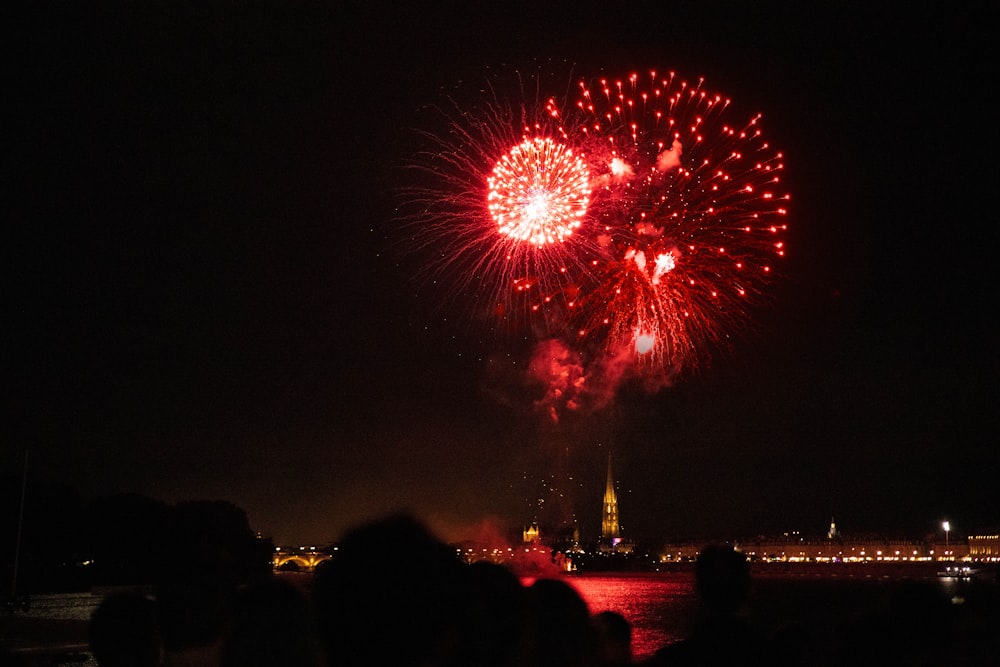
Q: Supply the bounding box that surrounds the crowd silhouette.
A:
[70,513,1000,667]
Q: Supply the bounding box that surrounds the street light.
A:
[943,520,951,551]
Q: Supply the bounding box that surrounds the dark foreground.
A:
[0,615,90,665]
[4,562,1000,666]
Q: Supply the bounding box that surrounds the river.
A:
[561,566,1000,660]
[3,567,997,664]
[527,572,698,659]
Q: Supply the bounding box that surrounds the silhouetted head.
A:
[312,513,465,667]
[89,591,161,667]
[222,576,321,667]
[522,578,597,667]
[155,546,238,654]
[695,544,751,615]
[454,560,528,667]
[593,610,632,666]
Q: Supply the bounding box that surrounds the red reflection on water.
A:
[529,573,698,660]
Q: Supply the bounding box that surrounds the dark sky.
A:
[7,2,996,546]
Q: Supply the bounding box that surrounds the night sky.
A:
[7,2,996,546]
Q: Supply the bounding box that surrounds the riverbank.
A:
[0,614,90,666]
[646,559,999,581]
[751,560,999,581]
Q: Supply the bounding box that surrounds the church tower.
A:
[601,452,620,540]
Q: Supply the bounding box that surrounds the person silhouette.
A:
[519,577,599,667]
[155,545,238,667]
[311,513,466,667]
[222,575,321,667]
[88,591,161,667]
[452,560,528,667]
[646,544,763,666]
[593,610,633,666]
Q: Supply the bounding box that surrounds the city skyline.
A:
[7,2,995,547]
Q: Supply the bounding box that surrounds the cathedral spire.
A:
[601,451,620,540]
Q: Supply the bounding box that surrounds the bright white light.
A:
[635,331,655,354]
[609,157,633,178]
[652,252,676,284]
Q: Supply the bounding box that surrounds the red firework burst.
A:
[402,67,789,379]
[568,71,789,373]
[400,72,604,333]
[488,137,590,246]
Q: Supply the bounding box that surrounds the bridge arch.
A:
[273,550,332,572]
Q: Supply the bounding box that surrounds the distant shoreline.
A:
[554,560,999,582]
[752,560,956,579]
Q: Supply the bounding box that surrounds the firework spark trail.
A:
[403,66,788,392]
[569,71,789,374]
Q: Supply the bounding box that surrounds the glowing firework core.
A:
[487,137,590,245]
[635,331,656,354]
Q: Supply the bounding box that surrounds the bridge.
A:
[273,547,334,572]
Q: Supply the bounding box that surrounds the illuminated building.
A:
[968,534,1000,560]
[598,452,633,554]
[601,452,620,541]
